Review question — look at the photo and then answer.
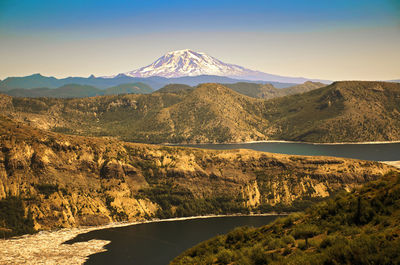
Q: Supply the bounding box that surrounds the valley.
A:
[0,115,396,237]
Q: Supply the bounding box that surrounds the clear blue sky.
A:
[0,0,399,80]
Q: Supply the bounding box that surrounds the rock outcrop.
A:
[0,116,395,233]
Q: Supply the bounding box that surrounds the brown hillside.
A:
[1,81,399,143]
[263,81,400,142]
[0,116,395,234]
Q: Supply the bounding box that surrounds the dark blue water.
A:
[182,142,400,161]
[64,143,399,265]
[66,215,279,265]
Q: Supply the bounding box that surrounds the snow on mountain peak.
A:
[109,49,330,83]
[121,49,258,79]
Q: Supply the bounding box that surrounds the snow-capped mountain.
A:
[110,49,329,83]
[123,49,254,78]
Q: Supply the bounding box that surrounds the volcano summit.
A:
[112,49,328,83]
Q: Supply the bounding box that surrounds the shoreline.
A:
[164,140,400,146]
[51,212,288,237]
[381,161,400,169]
[0,213,285,265]
[77,212,287,232]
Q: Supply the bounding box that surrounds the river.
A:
[66,215,279,265]
[181,142,400,161]
[4,142,399,264]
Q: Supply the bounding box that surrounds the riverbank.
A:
[382,161,400,169]
[0,213,284,265]
[166,139,400,146]
[167,141,400,163]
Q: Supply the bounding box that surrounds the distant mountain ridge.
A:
[1,81,323,99]
[3,83,153,98]
[0,49,332,90]
[156,81,326,99]
[224,81,326,99]
[103,83,153,95]
[0,73,298,91]
[112,49,330,83]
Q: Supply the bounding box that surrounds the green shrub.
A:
[216,249,234,264]
[0,196,35,238]
[250,245,271,265]
[319,236,334,249]
[282,235,295,245]
[297,240,307,250]
[35,183,59,198]
[292,224,321,248]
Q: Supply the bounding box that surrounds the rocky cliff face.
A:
[0,116,395,233]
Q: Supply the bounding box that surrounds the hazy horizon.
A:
[1,0,399,81]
